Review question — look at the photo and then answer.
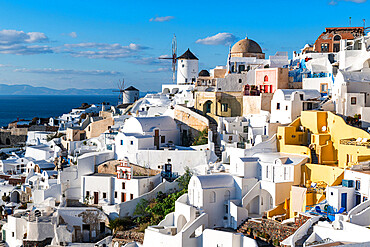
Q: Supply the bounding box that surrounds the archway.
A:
[246,196,260,215]
[245,189,273,216]
[176,214,187,232]
[203,100,213,114]
[10,191,20,203]
[363,58,370,69]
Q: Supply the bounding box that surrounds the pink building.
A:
[255,68,289,93]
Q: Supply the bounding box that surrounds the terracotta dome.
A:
[231,38,263,54]
[198,70,210,77]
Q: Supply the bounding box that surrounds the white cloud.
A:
[0,29,48,45]
[68,32,77,38]
[147,67,171,73]
[0,44,54,55]
[64,42,149,59]
[0,29,52,55]
[14,68,123,76]
[196,33,237,46]
[149,16,175,22]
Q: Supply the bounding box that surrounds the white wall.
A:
[327,186,355,212]
[177,59,198,85]
[202,229,258,247]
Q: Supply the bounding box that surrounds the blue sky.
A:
[0,0,368,92]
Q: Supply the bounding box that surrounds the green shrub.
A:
[192,128,208,146]
[109,217,134,233]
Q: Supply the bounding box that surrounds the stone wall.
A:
[23,238,52,247]
[174,105,209,145]
[0,128,27,146]
[97,160,160,176]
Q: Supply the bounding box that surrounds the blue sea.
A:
[0,95,121,127]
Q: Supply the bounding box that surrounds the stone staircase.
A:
[311,149,318,164]
[209,122,222,161]
[294,224,314,247]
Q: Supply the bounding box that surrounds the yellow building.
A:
[194,91,243,122]
[275,111,370,217]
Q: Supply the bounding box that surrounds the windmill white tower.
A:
[112,78,139,105]
[176,48,199,85]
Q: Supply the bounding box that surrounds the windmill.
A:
[112,78,125,105]
[159,34,177,83]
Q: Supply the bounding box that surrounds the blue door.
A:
[341,193,347,211]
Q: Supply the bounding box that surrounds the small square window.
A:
[286,106,288,110]
[114,191,117,198]
[351,97,356,105]
[103,192,107,198]
[122,182,125,189]
[130,194,134,200]
[276,103,280,110]
[120,140,123,145]
[130,141,134,145]
[86,191,90,197]
[161,136,165,143]
[331,192,334,196]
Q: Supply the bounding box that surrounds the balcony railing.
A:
[340,138,370,148]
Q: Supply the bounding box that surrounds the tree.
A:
[177,167,193,191]
[2,195,10,203]
[109,217,134,234]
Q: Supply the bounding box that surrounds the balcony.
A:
[340,138,370,148]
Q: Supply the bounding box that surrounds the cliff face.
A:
[0,84,116,95]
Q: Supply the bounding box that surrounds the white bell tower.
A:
[176,49,199,85]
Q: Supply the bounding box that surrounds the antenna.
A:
[112,78,125,105]
[349,17,352,27]
[363,19,366,28]
[159,34,177,84]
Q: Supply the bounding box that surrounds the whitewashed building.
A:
[270,89,322,124]
[81,161,162,205]
[2,205,110,247]
[333,70,370,128]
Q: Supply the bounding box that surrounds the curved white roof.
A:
[195,174,234,189]
[305,57,331,73]
[252,152,308,166]
[122,116,177,134]
[275,89,321,101]
[339,70,370,83]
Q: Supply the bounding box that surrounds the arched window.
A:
[209,191,216,203]
[334,35,341,41]
[264,75,269,82]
